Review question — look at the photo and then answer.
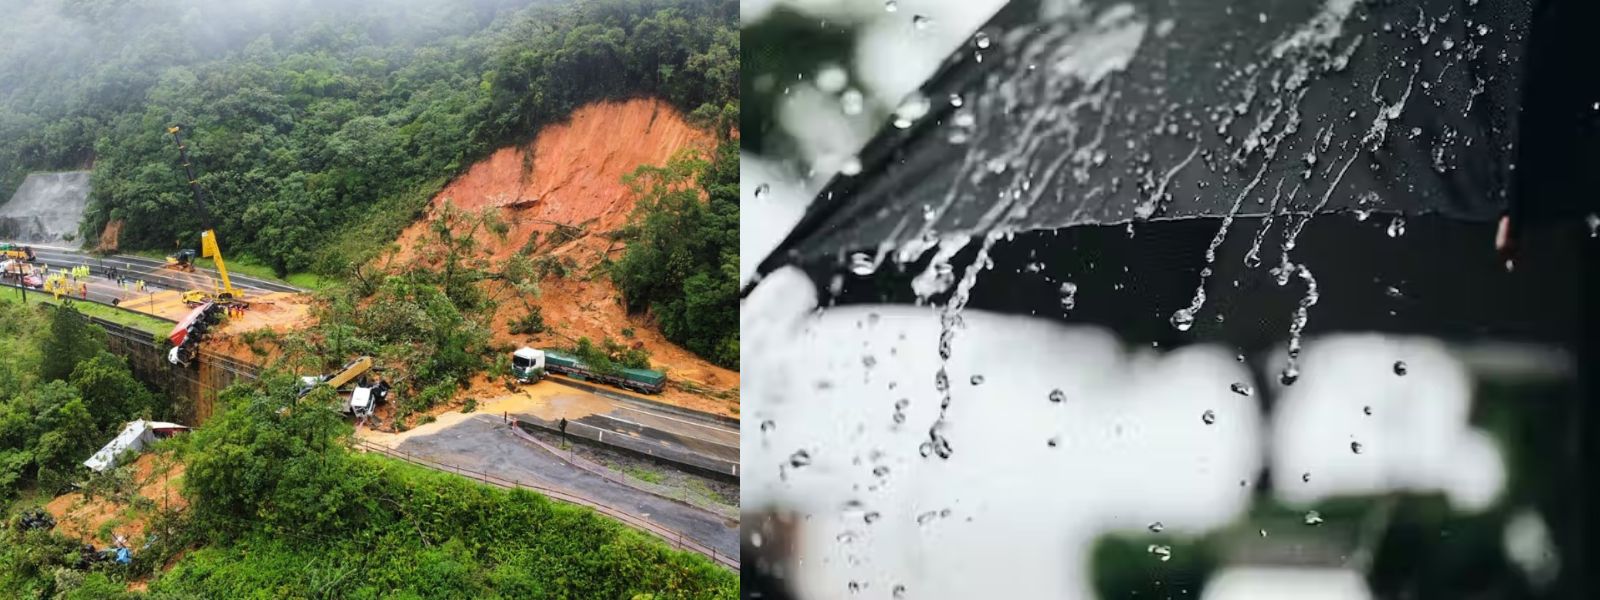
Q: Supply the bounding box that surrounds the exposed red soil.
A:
[43,453,185,547]
[96,219,123,252]
[388,98,739,417]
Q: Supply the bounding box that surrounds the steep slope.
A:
[394,98,738,416]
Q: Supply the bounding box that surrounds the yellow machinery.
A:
[165,249,197,272]
[168,125,245,308]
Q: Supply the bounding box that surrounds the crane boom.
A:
[167,125,243,305]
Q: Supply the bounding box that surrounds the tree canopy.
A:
[0,0,738,276]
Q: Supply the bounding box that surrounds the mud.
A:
[392,98,738,416]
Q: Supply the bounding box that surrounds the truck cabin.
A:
[512,347,546,381]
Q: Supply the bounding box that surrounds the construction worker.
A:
[79,283,87,299]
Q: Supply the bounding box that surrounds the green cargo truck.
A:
[541,349,667,394]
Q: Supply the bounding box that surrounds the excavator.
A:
[167,125,246,308]
[297,356,390,417]
[0,243,35,262]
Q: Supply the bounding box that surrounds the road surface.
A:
[7,242,301,294]
[372,414,740,560]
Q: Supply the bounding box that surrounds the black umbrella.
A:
[752,0,1596,349]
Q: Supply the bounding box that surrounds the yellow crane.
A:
[167,125,245,308]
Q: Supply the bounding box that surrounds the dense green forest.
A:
[613,142,738,366]
[0,305,735,597]
[0,301,163,502]
[0,0,737,276]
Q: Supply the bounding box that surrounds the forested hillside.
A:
[0,0,737,277]
[0,304,734,597]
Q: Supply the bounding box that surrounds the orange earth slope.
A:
[391,98,738,417]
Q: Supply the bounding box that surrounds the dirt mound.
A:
[392,98,738,417]
[44,453,185,546]
[97,219,123,252]
[397,98,709,260]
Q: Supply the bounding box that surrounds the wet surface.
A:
[0,172,91,246]
[392,414,739,558]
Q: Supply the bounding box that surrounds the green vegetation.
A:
[0,302,162,502]
[0,0,737,278]
[1,325,733,597]
[1,382,735,598]
[612,141,738,367]
[282,204,536,424]
[569,336,654,376]
[0,289,171,335]
[623,465,666,485]
[127,249,334,290]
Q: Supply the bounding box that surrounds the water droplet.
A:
[1148,521,1166,533]
[1351,441,1364,454]
[1363,405,1373,416]
[850,252,876,276]
[861,355,877,369]
[789,449,812,468]
[912,15,932,31]
[1280,368,1300,386]
[1385,286,1403,299]
[948,93,963,108]
[1304,510,1325,526]
[750,531,764,548]
[973,32,991,49]
[1477,24,1490,36]
[1259,528,1268,537]
[893,94,930,129]
[1048,388,1066,403]
[1258,12,1267,23]
[849,581,862,593]
[1393,360,1408,376]
[840,88,865,115]
[761,419,776,433]
[1201,409,1217,425]
[1147,544,1173,561]
[1046,436,1060,448]
[864,510,881,524]
[1387,216,1407,237]
[1587,213,1600,237]
[1059,282,1078,310]
[840,156,863,176]
[1170,308,1195,331]
[884,0,898,13]
[969,374,985,386]
[1302,472,1312,483]
[1230,382,1253,396]
[754,183,771,200]
[893,584,908,599]
[916,510,941,525]
[1441,36,1455,50]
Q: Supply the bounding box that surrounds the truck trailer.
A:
[541,349,666,394]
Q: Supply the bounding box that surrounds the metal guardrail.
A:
[351,439,738,570]
[507,418,738,520]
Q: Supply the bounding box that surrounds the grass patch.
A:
[622,465,665,485]
[0,287,171,335]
